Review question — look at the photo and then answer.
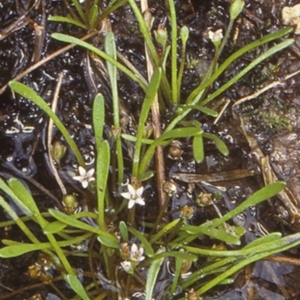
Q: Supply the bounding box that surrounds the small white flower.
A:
[121,260,133,273]
[73,166,95,188]
[208,29,223,43]
[130,243,145,262]
[121,184,145,209]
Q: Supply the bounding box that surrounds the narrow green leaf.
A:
[193,134,204,163]
[0,243,47,257]
[167,0,178,104]
[0,177,31,217]
[70,0,86,23]
[132,67,162,177]
[49,208,118,243]
[159,126,203,142]
[186,27,293,105]
[181,225,242,245]
[97,236,120,249]
[145,247,165,300]
[150,219,181,244]
[0,195,42,246]
[93,94,105,145]
[8,178,45,226]
[105,31,124,184]
[119,221,128,242]
[203,133,229,156]
[96,140,110,230]
[243,232,282,249]
[197,232,300,295]
[171,254,183,294]
[204,182,285,229]
[200,39,294,107]
[180,105,218,117]
[8,81,85,166]
[65,274,90,300]
[43,221,67,234]
[48,16,87,29]
[89,2,98,29]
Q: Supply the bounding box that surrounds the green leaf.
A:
[180,105,218,117]
[43,221,67,234]
[181,224,243,245]
[89,2,99,29]
[48,209,118,243]
[204,181,285,229]
[96,140,110,230]
[193,134,204,163]
[93,94,105,145]
[159,126,203,142]
[8,178,46,227]
[0,243,47,257]
[171,253,183,294]
[8,81,85,166]
[244,232,282,249]
[48,16,87,29]
[203,133,229,156]
[97,236,120,249]
[65,274,90,300]
[70,0,86,23]
[119,221,128,242]
[105,31,124,184]
[149,219,181,244]
[145,247,165,300]
[186,27,293,105]
[200,38,294,107]
[0,177,31,217]
[132,67,162,177]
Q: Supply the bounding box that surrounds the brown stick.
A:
[141,0,167,210]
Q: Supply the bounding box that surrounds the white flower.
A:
[73,166,95,188]
[121,184,145,209]
[208,29,223,43]
[121,260,133,273]
[130,243,145,262]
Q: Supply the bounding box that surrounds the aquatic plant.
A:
[0,0,299,299]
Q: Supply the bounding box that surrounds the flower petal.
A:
[121,192,132,200]
[81,180,89,189]
[128,199,135,209]
[87,168,95,177]
[78,166,86,176]
[73,175,83,182]
[136,198,145,206]
[127,184,136,196]
[131,243,138,254]
[138,247,144,256]
[136,186,144,197]
[88,176,95,183]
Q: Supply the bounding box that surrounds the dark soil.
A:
[1,0,300,299]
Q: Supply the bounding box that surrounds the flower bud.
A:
[51,141,66,164]
[62,194,80,214]
[230,0,245,20]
